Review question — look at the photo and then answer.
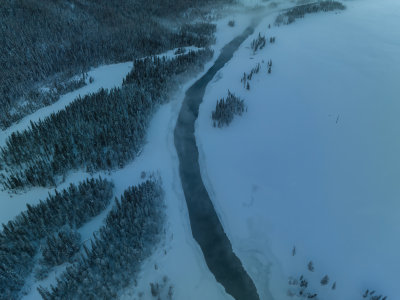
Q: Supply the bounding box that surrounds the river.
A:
[174,24,261,300]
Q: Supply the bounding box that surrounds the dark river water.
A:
[174,25,260,300]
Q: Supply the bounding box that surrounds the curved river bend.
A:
[174,25,260,300]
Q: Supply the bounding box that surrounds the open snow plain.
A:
[197,0,400,299]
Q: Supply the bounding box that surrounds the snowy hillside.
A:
[197,0,400,299]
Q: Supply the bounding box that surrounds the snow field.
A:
[197,1,400,299]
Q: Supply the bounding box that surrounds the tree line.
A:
[275,1,346,25]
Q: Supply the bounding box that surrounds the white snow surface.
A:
[197,0,400,299]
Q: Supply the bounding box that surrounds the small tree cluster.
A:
[241,63,261,89]
[287,251,338,299]
[38,180,164,300]
[149,276,174,299]
[212,91,245,127]
[275,1,346,25]
[288,275,318,299]
[362,289,387,300]
[0,177,113,299]
[250,33,266,53]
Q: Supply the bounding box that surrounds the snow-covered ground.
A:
[197,0,400,299]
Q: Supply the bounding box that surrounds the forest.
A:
[0,177,114,299]
[37,180,164,300]
[0,48,214,189]
[0,0,233,129]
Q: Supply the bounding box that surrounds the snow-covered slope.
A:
[197,0,400,299]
